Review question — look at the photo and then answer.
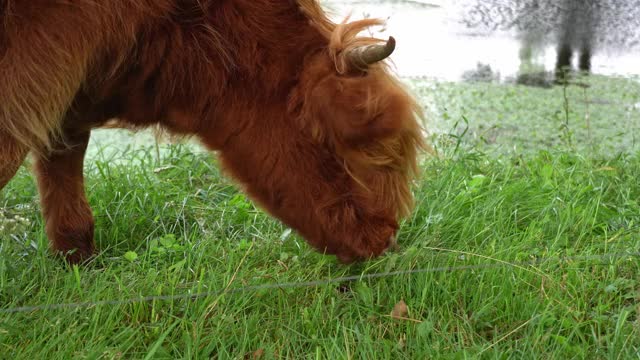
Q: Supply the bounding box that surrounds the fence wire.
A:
[1,251,639,315]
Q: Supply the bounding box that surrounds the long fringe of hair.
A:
[297,1,429,218]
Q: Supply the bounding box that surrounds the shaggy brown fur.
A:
[0,0,427,264]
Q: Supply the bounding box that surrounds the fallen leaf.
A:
[391,299,408,319]
[243,348,264,359]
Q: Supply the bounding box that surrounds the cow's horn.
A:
[346,36,396,69]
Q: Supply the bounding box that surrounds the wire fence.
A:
[2,251,639,315]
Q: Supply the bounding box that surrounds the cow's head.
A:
[216,16,426,264]
[280,18,426,263]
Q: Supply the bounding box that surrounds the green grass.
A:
[2,145,640,358]
[1,75,640,358]
[412,74,640,155]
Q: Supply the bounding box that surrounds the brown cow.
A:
[0,0,426,264]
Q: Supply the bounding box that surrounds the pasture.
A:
[1,73,639,358]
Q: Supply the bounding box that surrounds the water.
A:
[324,0,640,81]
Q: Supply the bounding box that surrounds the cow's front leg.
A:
[0,132,28,190]
[35,130,95,264]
